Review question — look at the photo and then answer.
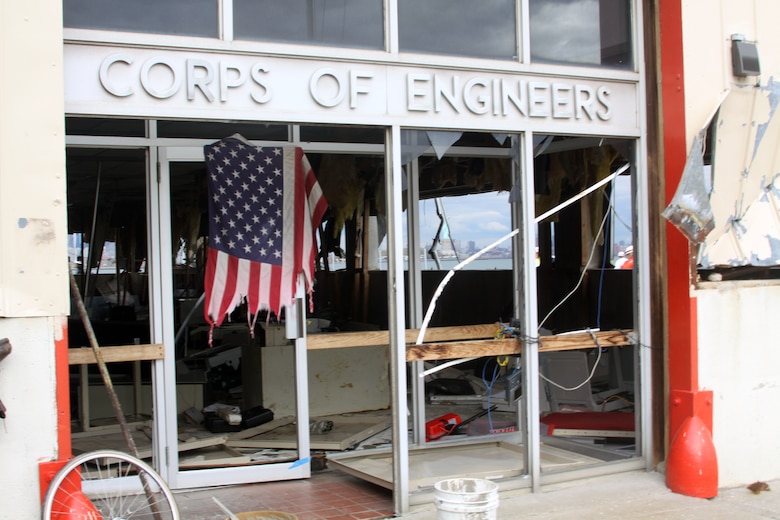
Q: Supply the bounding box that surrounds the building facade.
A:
[0,0,777,517]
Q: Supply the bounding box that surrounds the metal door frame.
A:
[153,146,310,489]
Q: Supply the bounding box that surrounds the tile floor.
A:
[175,467,395,520]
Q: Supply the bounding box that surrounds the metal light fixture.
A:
[731,33,760,77]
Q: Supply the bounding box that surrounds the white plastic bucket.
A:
[433,478,499,520]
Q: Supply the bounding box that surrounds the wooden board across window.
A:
[304,326,633,362]
[68,343,165,365]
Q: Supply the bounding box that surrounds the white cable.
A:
[416,229,519,345]
[415,165,626,378]
[534,164,627,223]
[420,356,480,378]
[539,329,604,391]
[417,166,625,346]
[538,196,612,330]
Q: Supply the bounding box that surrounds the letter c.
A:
[99,54,134,97]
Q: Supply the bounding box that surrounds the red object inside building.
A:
[425,413,462,441]
[540,412,635,436]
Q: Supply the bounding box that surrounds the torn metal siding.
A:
[698,80,780,267]
[661,131,715,243]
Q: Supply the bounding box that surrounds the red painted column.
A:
[38,319,73,501]
[658,0,718,498]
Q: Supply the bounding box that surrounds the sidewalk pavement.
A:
[404,470,779,519]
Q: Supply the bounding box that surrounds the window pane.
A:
[300,125,384,144]
[399,0,517,60]
[157,120,289,140]
[234,0,384,50]
[66,118,146,137]
[63,0,218,38]
[529,0,632,69]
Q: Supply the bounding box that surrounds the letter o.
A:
[310,68,345,107]
[140,58,182,99]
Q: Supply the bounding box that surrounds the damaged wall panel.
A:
[698,82,780,267]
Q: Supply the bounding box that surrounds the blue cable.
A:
[482,360,500,432]
[596,214,608,330]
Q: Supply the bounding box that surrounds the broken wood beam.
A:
[305,323,633,361]
[538,330,633,353]
[406,339,521,361]
[406,329,633,361]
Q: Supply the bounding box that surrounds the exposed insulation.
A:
[172,205,203,265]
[535,146,620,243]
[315,154,365,238]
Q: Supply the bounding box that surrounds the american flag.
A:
[203,135,327,334]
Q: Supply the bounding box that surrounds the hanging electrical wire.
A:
[537,192,613,331]
[539,328,604,391]
[418,164,628,381]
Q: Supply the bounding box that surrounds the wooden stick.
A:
[69,270,163,520]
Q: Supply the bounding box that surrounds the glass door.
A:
[156,146,310,489]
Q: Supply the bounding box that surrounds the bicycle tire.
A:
[42,449,179,520]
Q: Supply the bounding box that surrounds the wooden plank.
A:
[68,343,165,365]
[227,439,303,450]
[406,339,521,361]
[177,435,228,453]
[338,417,392,450]
[306,324,501,350]
[178,445,253,469]
[228,415,392,451]
[308,325,633,361]
[309,325,631,351]
[537,330,633,352]
[405,330,633,361]
[222,445,247,457]
[226,415,296,441]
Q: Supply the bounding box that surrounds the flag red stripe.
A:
[203,248,219,324]
[205,249,240,326]
[267,263,282,316]
[246,259,261,314]
[217,254,240,323]
[305,163,327,285]
[293,148,306,288]
[306,163,328,227]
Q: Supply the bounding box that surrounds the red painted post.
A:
[658,0,718,496]
[39,319,80,505]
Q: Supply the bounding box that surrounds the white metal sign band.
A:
[64,44,640,135]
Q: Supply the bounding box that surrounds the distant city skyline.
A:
[417,176,633,253]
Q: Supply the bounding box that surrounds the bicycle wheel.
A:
[42,449,179,520]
